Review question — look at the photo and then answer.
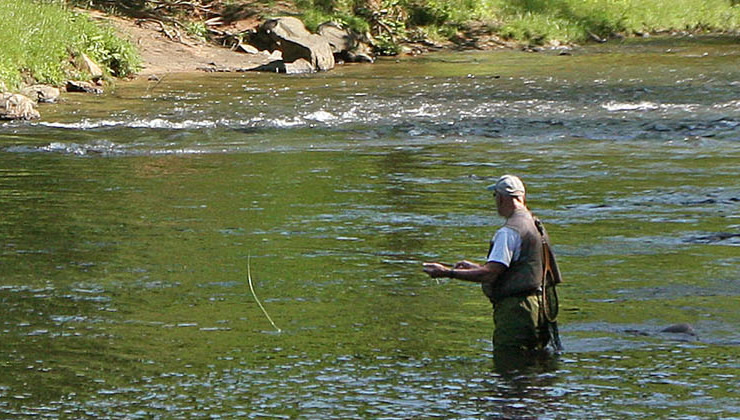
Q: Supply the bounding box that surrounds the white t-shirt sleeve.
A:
[486,227,521,267]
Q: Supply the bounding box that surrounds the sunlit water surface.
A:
[1,36,738,418]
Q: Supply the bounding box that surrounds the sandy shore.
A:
[96,12,272,77]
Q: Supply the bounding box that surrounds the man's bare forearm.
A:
[449,262,505,284]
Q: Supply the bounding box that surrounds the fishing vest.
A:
[487,208,544,302]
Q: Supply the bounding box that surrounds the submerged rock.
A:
[685,232,740,244]
[660,323,696,336]
[20,85,61,103]
[0,93,40,120]
[625,323,698,341]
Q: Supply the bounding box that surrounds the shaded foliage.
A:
[501,0,626,40]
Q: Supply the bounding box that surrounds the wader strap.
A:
[548,320,564,352]
[541,241,559,323]
[535,217,563,352]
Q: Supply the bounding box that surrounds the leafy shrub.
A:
[0,0,139,90]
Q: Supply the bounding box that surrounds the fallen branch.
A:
[371,13,396,42]
[145,73,168,94]
[149,0,214,15]
[136,18,181,41]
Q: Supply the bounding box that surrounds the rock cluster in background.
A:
[0,93,40,120]
[244,17,373,74]
[1,17,375,120]
[1,54,105,121]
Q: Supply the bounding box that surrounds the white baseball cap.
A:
[486,174,525,197]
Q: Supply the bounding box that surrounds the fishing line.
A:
[146,73,168,94]
[247,255,281,333]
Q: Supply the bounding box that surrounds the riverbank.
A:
[4,0,740,83]
[85,5,740,78]
[88,0,740,74]
[104,14,508,78]
[2,0,739,120]
[97,11,273,76]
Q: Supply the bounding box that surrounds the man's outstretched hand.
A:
[422,262,449,278]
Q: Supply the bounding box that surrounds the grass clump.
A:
[0,0,140,91]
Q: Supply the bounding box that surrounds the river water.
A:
[1,36,738,418]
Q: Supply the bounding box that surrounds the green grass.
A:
[293,0,739,50]
[0,0,139,91]
[491,0,740,45]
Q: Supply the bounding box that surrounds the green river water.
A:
[1,36,738,418]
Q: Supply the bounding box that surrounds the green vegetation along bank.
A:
[1,0,739,91]
[0,0,139,91]
[296,0,740,53]
[71,0,740,52]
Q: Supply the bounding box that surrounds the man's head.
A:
[487,175,526,217]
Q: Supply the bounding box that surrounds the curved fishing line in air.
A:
[247,255,281,333]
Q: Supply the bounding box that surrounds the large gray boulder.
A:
[0,93,40,120]
[317,22,374,63]
[258,17,334,72]
[20,85,61,103]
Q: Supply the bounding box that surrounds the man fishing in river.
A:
[423,175,562,354]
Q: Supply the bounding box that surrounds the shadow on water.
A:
[493,348,560,379]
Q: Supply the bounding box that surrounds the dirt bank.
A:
[94,11,518,78]
[93,11,272,76]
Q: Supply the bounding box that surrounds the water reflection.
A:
[493,349,560,379]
